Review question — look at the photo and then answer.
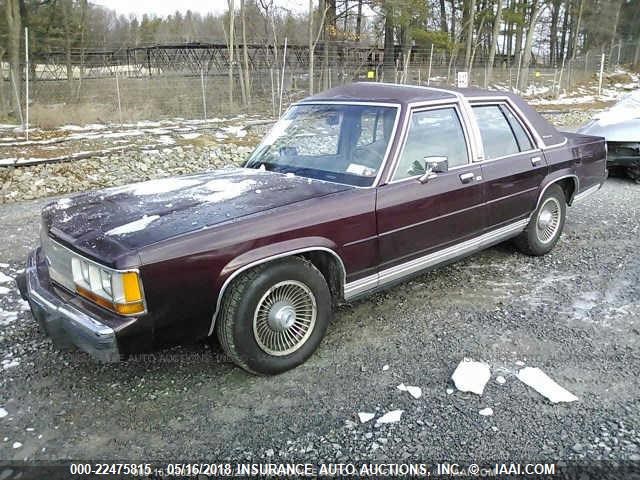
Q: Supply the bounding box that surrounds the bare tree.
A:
[518,1,545,91]
[570,0,584,59]
[309,0,328,94]
[5,0,23,123]
[240,0,251,105]
[464,0,476,71]
[487,0,503,82]
[227,0,236,106]
[0,47,7,118]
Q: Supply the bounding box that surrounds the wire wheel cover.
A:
[253,280,317,356]
[536,197,561,244]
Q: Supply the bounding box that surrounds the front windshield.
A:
[245,103,398,187]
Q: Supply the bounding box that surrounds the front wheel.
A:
[514,184,566,256]
[216,257,332,375]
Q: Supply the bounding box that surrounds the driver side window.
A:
[392,107,469,181]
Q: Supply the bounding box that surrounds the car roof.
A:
[300,82,566,148]
[302,82,457,105]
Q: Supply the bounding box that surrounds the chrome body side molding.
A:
[343,218,529,300]
[572,183,602,204]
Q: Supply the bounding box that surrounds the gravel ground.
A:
[0,178,638,470]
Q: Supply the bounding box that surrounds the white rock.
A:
[397,383,422,399]
[479,407,494,416]
[496,376,506,385]
[358,412,375,423]
[516,367,578,403]
[0,407,7,418]
[451,359,491,395]
[376,410,403,425]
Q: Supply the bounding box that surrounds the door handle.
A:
[531,156,542,166]
[459,172,475,184]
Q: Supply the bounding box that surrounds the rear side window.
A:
[472,104,534,159]
[501,106,534,151]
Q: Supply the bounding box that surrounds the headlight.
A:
[71,257,145,315]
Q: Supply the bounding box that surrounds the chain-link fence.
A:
[1,38,638,128]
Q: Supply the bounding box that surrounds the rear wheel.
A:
[216,257,332,375]
[514,184,566,256]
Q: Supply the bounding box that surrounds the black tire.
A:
[216,257,332,375]
[514,184,567,256]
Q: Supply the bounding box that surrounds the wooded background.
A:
[1,0,639,126]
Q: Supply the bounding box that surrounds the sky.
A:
[92,0,309,18]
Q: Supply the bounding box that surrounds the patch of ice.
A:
[479,407,494,416]
[496,376,506,385]
[397,383,422,399]
[0,272,13,283]
[516,367,579,403]
[358,412,375,423]
[451,359,491,395]
[0,408,7,418]
[376,410,403,425]
[105,215,160,236]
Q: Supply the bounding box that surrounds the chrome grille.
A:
[41,233,75,291]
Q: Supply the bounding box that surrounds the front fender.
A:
[207,238,345,336]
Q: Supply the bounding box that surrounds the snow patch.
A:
[397,383,422,399]
[376,410,403,425]
[451,359,491,395]
[2,358,19,370]
[496,376,506,385]
[479,407,494,416]
[105,215,160,236]
[358,412,375,423]
[0,311,18,326]
[12,442,22,449]
[516,367,579,403]
[181,133,202,140]
[382,364,389,371]
[0,286,10,295]
[198,179,257,203]
[0,272,13,283]
[0,408,7,418]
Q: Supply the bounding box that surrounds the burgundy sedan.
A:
[17,83,607,374]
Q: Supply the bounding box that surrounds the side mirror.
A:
[418,156,448,183]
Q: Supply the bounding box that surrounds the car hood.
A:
[578,89,640,142]
[42,168,351,266]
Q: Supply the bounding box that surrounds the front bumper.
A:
[16,249,120,362]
